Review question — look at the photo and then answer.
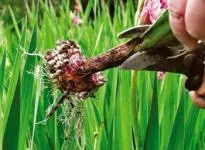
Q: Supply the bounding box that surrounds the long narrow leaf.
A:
[19,22,37,150]
[0,48,6,150]
[143,76,160,150]
[2,22,27,138]
[167,87,185,150]
[3,77,20,149]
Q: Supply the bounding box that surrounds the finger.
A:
[185,0,205,40]
[168,0,197,49]
[196,72,205,96]
[189,91,205,108]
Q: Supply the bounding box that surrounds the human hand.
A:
[168,0,205,107]
[189,74,205,108]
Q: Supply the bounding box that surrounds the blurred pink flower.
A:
[157,71,166,80]
[140,0,168,24]
[72,15,83,26]
[160,0,168,9]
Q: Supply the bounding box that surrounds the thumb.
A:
[196,72,205,96]
[189,73,205,108]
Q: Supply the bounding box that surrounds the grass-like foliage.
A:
[0,0,205,149]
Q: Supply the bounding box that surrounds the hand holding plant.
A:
[168,0,205,107]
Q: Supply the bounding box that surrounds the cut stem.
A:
[77,37,143,75]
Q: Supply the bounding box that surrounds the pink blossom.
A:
[72,15,83,26]
[140,0,168,24]
[160,0,168,9]
[157,71,166,80]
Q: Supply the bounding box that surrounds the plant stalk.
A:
[77,37,143,75]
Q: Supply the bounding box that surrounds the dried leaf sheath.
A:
[45,40,106,99]
[77,37,143,75]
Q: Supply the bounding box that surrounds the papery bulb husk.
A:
[45,40,106,100]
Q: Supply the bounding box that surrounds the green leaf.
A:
[0,49,6,149]
[30,66,42,150]
[9,6,21,39]
[0,49,6,105]
[2,21,27,140]
[19,21,37,150]
[167,88,185,150]
[3,77,20,150]
[159,74,180,149]
[143,76,160,150]
[136,10,173,51]
[184,104,200,149]
[83,0,93,24]
[113,70,132,150]
[130,71,139,149]
[91,100,102,127]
